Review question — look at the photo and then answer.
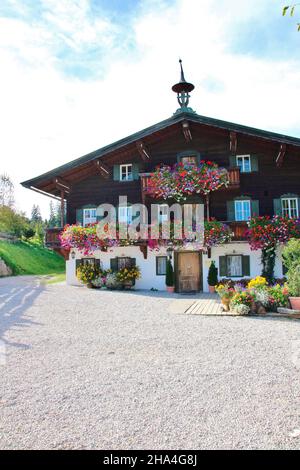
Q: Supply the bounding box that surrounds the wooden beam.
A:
[136,141,151,161]
[230,131,237,154]
[139,244,148,260]
[54,177,71,190]
[93,160,110,178]
[60,190,65,227]
[182,120,192,142]
[276,144,287,167]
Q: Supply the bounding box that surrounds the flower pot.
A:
[166,286,175,293]
[123,280,134,290]
[221,297,231,312]
[86,282,93,289]
[289,297,300,310]
[208,285,216,294]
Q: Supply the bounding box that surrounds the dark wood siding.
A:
[66,124,300,225]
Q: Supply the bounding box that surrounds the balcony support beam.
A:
[93,160,110,178]
[182,120,192,142]
[230,131,237,154]
[276,144,287,167]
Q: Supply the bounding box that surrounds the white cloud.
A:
[0,0,299,218]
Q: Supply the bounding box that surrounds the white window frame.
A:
[281,198,299,219]
[234,200,251,221]
[236,155,251,173]
[118,206,133,224]
[120,164,133,181]
[83,208,97,227]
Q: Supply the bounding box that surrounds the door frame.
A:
[174,250,203,293]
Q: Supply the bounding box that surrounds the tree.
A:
[283,4,300,30]
[0,174,14,208]
[0,205,29,237]
[207,261,218,287]
[31,204,42,223]
[48,200,61,227]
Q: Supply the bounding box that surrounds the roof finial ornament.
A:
[172,59,195,115]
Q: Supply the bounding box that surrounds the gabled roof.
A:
[21,110,300,190]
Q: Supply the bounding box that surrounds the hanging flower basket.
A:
[145,161,229,202]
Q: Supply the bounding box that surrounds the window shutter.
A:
[75,259,82,270]
[132,163,140,180]
[226,201,235,221]
[251,200,259,217]
[251,155,259,172]
[76,209,83,225]
[219,256,227,277]
[273,198,282,216]
[242,256,250,277]
[95,259,101,270]
[298,199,300,217]
[229,155,237,168]
[110,258,118,272]
[113,165,120,181]
[130,258,136,268]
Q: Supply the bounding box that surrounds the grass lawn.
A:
[0,240,65,276]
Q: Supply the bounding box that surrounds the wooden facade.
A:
[23,112,300,249]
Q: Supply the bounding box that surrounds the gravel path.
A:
[1,276,300,450]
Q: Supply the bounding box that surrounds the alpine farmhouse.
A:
[21,63,300,293]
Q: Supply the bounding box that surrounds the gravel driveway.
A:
[1,276,300,450]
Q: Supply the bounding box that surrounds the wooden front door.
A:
[176,252,202,293]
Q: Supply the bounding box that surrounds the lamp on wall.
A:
[71,250,76,259]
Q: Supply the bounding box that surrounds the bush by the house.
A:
[207,261,218,287]
[76,263,101,285]
[165,259,174,287]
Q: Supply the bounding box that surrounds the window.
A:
[120,164,133,181]
[227,255,243,277]
[83,208,97,227]
[282,198,298,219]
[118,206,133,224]
[156,256,167,275]
[181,155,198,166]
[235,200,251,221]
[110,257,135,271]
[236,155,251,173]
[158,204,169,224]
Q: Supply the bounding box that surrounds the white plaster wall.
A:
[67,244,285,292]
[66,246,169,291]
[202,243,284,292]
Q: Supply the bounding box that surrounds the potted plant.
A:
[282,239,300,310]
[116,266,141,290]
[76,263,100,288]
[215,283,235,311]
[165,258,175,293]
[207,261,218,293]
[287,266,300,310]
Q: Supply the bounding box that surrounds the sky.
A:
[0,0,300,219]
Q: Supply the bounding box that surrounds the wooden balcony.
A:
[141,167,240,198]
[45,228,62,248]
[45,228,70,259]
[227,221,248,241]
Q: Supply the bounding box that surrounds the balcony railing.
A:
[45,227,62,248]
[140,167,240,197]
[226,221,248,241]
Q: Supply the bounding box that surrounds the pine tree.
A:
[0,173,14,208]
[31,204,42,223]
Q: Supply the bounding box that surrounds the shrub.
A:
[207,261,218,287]
[116,266,141,283]
[282,238,300,272]
[165,259,174,287]
[287,266,300,297]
